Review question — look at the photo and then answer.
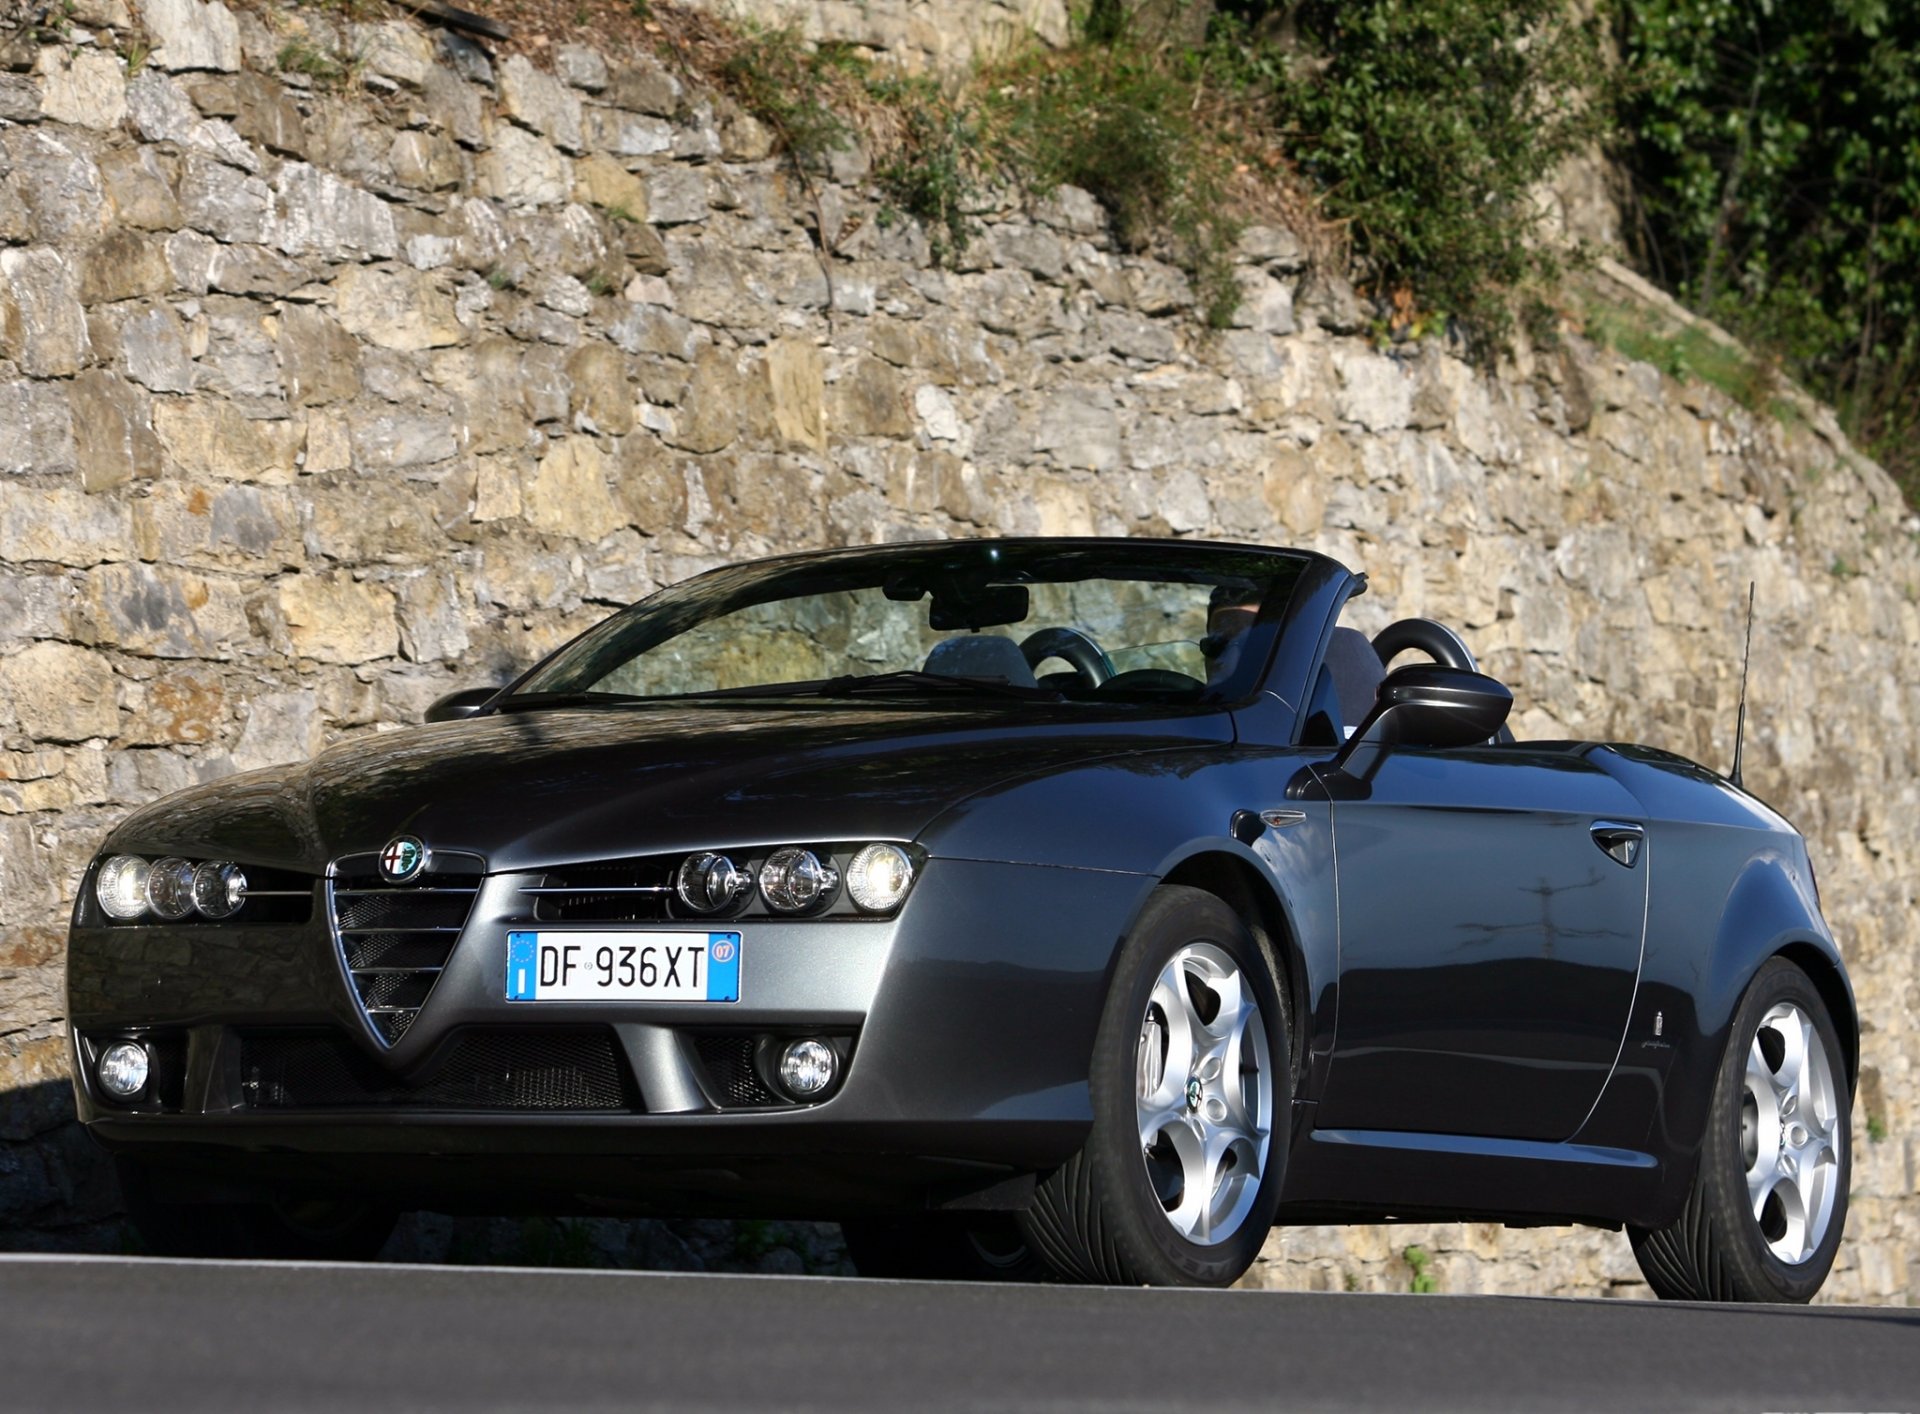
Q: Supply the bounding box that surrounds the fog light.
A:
[95,855,150,921]
[97,1041,149,1099]
[759,848,839,914]
[777,1038,837,1099]
[145,857,196,921]
[846,843,914,913]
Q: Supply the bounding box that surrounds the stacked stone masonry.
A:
[0,0,1913,1299]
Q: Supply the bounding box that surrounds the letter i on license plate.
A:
[505,931,741,1003]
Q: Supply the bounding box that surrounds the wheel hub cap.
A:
[1742,1000,1843,1265]
[1134,942,1274,1248]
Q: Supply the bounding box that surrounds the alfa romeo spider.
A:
[66,538,1854,1299]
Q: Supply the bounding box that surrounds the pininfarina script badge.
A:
[379,835,429,883]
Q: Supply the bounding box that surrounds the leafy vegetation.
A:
[869,76,993,271]
[693,2,1612,342]
[1619,0,1920,496]
[714,25,857,172]
[1581,295,1778,413]
[984,30,1251,327]
[626,0,1916,487]
[1403,1243,1439,1293]
[1239,0,1613,352]
[277,38,350,87]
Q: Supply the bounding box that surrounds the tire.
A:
[1630,957,1851,1302]
[841,1214,1051,1282]
[1018,885,1290,1286]
[118,1157,398,1261]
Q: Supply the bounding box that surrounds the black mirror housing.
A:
[425,686,501,723]
[1332,664,1512,773]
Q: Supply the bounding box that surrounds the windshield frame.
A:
[495,539,1324,712]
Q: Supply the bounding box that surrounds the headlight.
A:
[95,855,151,920]
[846,843,915,913]
[144,857,197,921]
[675,852,749,915]
[759,847,839,914]
[191,861,248,919]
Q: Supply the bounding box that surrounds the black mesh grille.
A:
[329,853,482,1046]
[240,1029,634,1111]
[692,1034,783,1108]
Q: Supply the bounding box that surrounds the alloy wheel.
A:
[1740,1000,1844,1265]
[1134,942,1273,1246]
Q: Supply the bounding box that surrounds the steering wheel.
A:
[1370,618,1479,672]
[1019,627,1116,688]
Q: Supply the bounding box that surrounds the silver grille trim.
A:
[327,849,484,1047]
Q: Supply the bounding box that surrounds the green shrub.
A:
[1619,0,1920,499]
[1249,0,1611,353]
[871,76,995,268]
[984,26,1246,326]
[717,24,856,170]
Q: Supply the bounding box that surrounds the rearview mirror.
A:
[1330,664,1512,778]
[425,686,500,723]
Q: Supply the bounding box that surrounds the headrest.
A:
[1324,626,1386,730]
[923,635,1039,687]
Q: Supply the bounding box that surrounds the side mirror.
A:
[425,686,500,723]
[1330,664,1512,777]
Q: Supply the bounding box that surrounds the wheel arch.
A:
[1703,850,1857,1094]
[1157,848,1312,1079]
[1773,940,1859,1096]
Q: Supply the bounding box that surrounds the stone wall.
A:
[0,0,1913,1300]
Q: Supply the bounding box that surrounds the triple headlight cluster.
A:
[94,854,248,922]
[674,843,917,917]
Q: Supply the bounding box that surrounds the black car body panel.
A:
[67,538,1854,1236]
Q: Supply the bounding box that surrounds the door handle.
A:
[1590,821,1645,868]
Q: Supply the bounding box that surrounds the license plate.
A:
[504,931,740,1003]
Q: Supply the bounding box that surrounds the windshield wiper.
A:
[817,670,1063,701]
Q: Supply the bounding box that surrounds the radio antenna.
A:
[1730,582,1755,790]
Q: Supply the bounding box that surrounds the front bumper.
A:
[68,858,1153,1214]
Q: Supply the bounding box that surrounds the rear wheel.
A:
[118,1157,397,1261]
[1630,958,1850,1302]
[841,1214,1050,1282]
[1019,886,1289,1286]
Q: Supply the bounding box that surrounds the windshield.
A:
[507,541,1312,707]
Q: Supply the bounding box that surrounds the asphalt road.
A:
[0,1255,1914,1413]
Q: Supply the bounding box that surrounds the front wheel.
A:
[1630,957,1851,1302]
[1019,885,1290,1286]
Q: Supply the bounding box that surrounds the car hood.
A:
[103,702,1234,873]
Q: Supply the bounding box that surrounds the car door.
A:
[1310,743,1648,1142]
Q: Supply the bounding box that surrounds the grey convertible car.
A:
[67,538,1853,1299]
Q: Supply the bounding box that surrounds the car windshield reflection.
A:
[502,540,1312,709]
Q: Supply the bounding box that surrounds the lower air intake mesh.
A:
[692,1034,784,1109]
[240,1029,634,1111]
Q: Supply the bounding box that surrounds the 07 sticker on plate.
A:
[504,931,740,1003]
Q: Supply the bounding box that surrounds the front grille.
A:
[239,1029,634,1110]
[692,1033,783,1108]
[526,857,675,924]
[328,851,483,1046]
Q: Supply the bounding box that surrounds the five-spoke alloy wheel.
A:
[1020,886,1289,1286]
[1740,999,1845,1266]
[1631,957,1852,1302]
[1134,942,1275,1247]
